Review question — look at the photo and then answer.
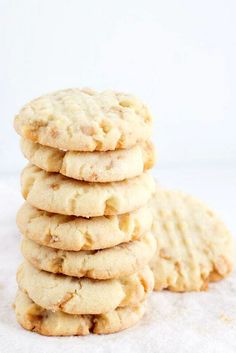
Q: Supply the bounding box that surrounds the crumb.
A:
[219,313,232,324]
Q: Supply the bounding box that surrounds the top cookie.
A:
[14,88,152,151]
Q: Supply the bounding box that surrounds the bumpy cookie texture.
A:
[17,203,153,251]
[21,164,155,217]
[150,188,234,292]
[14,290,146,336]
[21,233,156,279]
[14,88,152,151]
[21,139,155,182]
[17,262,154,314]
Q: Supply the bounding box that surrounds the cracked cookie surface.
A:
[17,202,153,251]
[17,262,154,314]
[14,88,152,151]
[14,290,146,336]
[21,139,155,182]
[150,188,234,291]
[21,233,156,279]
[21,164,155,217]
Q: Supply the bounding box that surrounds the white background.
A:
[1,1,236,353]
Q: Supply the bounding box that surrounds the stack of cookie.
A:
[13,88,156,336]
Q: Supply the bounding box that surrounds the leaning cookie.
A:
[21,164,155,217]
[150,188,234,291]
[14,290,146,336]
[17,262,154,314]
[14,88,152,152]
[21,139,155,182]
[17,203,153,251]
[21,233,156,279]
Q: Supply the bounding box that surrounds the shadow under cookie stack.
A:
[13,88,156,336]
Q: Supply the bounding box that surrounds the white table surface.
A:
[0,165,236,353]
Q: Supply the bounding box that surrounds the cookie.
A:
[14,88,152,152]
[17,262,154,314]
[20,139,155,182]
[21,233,156,279]
[21,164,155,217]
[17,203,153,251]
[14,290,146,336]
[150,189,234,291]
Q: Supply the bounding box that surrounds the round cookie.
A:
[150,188,234,292]
[14,88,152,152]
[20,139,155,182]
[21,164,155,217]
[14,290,146,336]
[17,262,154,315]
[17,203,153,251]
[21,233,156,279]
